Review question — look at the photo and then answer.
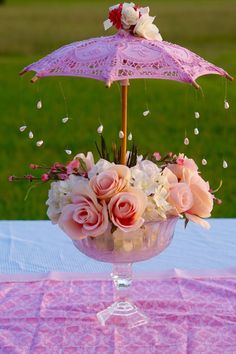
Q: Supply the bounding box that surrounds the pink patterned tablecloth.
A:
[0,273,236,354]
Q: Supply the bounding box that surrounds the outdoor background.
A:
[0,0,235,219]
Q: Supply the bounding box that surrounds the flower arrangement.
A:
[10,1,226,248]
[10,139,220,241]
[104,2,163,41]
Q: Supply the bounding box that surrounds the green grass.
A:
[0,1,236,219]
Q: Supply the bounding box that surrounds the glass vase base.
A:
[97,301,148,329]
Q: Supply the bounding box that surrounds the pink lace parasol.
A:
[20,29,233,164]
[20,31,232,89]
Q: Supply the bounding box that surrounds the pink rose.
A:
[163,167,213,228]
[168,154,198,179]
[182,168,213,218]
[58,182,109,239]
[108,188,147,232]
[168,182,193,214]
[90,165,131,201]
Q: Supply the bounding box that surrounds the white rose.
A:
[139,7,150,16]
[88,159,113,179]
[73,151,94,172]
[122,2,135,9]
[134,14,163,41]
[121,6,139,29]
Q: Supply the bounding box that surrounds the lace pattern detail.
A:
[22,32,227,86]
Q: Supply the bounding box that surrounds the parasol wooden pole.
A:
[120,79,129,165]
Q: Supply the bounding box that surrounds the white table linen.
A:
[0,219,235,274]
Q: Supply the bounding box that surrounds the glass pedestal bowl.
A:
[73,217,178,328]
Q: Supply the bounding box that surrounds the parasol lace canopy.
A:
[20,31,231,89]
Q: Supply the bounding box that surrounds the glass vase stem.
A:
[97,263,148,328]
[111,263,132,302]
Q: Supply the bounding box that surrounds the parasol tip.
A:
[225,73,234,81]
[19,69,28,76]
[192,81,200,90]
[31,75,39,84]
[106,80,112,88]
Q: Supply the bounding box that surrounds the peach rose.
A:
[162,167,178,185]
[168,154,198,179]
[163,167,213,228]
[184,213,211,230]
[182,168,213,218]
[108,188,147,232]
[168,182,193,215]
[90,165,131,201]
[58,182,109,239]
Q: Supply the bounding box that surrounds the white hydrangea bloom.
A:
[142,170,172,220]
[131,160,161,195]
[143,197,163,222]
[152,185,172,218]
[46,182,69,224]
[46,175,84,224]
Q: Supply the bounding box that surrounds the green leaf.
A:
[184,218,189,229]
[95,141,102,158]
[129,144,138,167]
[97,135,110,161]
[127,150,131,167]
[112,143,119,164]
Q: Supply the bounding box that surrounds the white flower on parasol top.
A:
[121,4,139,29]
[134,14,163,41]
